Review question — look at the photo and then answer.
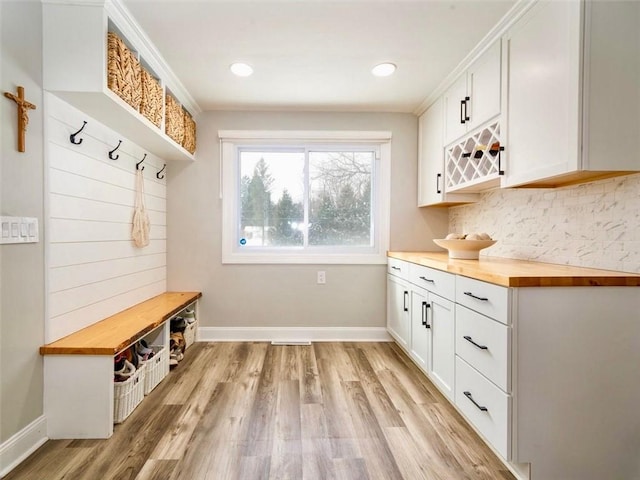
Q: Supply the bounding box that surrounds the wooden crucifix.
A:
[4,86,36,152]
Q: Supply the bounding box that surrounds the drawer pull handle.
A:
[391,266,401,271]
[464,391,488,412]
[464,335,488,350]
[464,291,488,301]
[419,276,435,283]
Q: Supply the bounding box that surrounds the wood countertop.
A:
[40,291,202,355]
[388,252,640,287]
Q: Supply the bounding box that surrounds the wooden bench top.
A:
[40,291,202,356]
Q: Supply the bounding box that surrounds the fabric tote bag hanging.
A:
[132,168,150,248]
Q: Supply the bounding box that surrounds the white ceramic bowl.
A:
[433,238,497,259]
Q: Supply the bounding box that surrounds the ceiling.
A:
[123,0,516,113]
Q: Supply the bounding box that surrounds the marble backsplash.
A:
[448,173,640,273]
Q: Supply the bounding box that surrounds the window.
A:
[220,130,391,264]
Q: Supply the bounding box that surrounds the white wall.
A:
[167,110,448,333]
[0,0,45,447]
[449,173,640,273]
[45,94,167,342]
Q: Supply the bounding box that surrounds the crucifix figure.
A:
[4,86,36,153]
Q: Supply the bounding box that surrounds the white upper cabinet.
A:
[502,0,640,188]
[418,98,478,206]
[443,41,502,146]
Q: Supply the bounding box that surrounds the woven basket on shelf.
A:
[107,32,141,111]
[165,93,185,145]
[140,68,163,128]
[182,109,196,154]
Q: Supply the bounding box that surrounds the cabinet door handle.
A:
[463,96,470,122]
[436,173,442,194]
[419,276,435,283]
[460,99,466,124]
[463,291,488,301]
[498,146,505,176]
[464,391,488,412]
[463,335,488,350]
[422,301,431,328]
[403,291,409,312]
[391,266,401,271]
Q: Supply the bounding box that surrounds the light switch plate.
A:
[0,216,39,244]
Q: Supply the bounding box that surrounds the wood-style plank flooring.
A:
[6,342,515,480]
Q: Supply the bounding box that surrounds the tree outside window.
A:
[238,149,374,249]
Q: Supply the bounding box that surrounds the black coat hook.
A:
[157,164,166,179]
[136,153,147,171]
[69,121,87,145]
[108,140,122,160]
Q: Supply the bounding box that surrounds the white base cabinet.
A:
[386,265,410,349]
[387,256,640,480]
[387,260,456,401]
[409,286,455,400]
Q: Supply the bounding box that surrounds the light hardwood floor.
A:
[7,342,515,480]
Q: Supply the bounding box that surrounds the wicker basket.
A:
[140,345,169,395]
[140,68,163,128]
[182,109,196,154]
[107,32,141,111]
[184,321,197,349]
[113,363,145,423]
[165,93,185,145]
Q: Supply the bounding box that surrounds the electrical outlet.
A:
[317,271,326,284]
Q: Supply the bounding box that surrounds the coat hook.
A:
[136,153,147,171]
[69,121,87,145]
[157,164,166,179]
[108,140,122,160]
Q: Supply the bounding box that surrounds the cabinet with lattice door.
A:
[445,121,504,193]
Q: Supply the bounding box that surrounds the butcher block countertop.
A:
[388,252,640,287]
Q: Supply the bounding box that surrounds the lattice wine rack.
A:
[445,121,504,192]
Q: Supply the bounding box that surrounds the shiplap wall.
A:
[45,93,167,342]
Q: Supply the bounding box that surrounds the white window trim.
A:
[219,130,391,265]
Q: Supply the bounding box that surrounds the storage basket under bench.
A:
[40,291,201,439]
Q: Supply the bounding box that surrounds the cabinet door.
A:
[387,274,410,348]
[418,98,444,206]
[443,74,468,145]
[429,293,455,400]
[410,287,431,372]
[467,40,501,132]
[502,0,581,187]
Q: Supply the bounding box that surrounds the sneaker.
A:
[114,359,136,382]
[136,339,153,359]
[171,317,187,333]
[183,308,196,324]
[114,353,126,372]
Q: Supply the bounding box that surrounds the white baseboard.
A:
[198,326,392,342]
[0,416,47,478]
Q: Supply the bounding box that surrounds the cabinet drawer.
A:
[455,305,510,392]
[455,276,509,324]
[388,258,409,280]
[408,263,455,300]
[455,357,511,459]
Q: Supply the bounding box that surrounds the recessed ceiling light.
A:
[230,62,253,77]
[372,63,396,77]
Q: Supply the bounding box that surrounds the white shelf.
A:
[52,89,194,162]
